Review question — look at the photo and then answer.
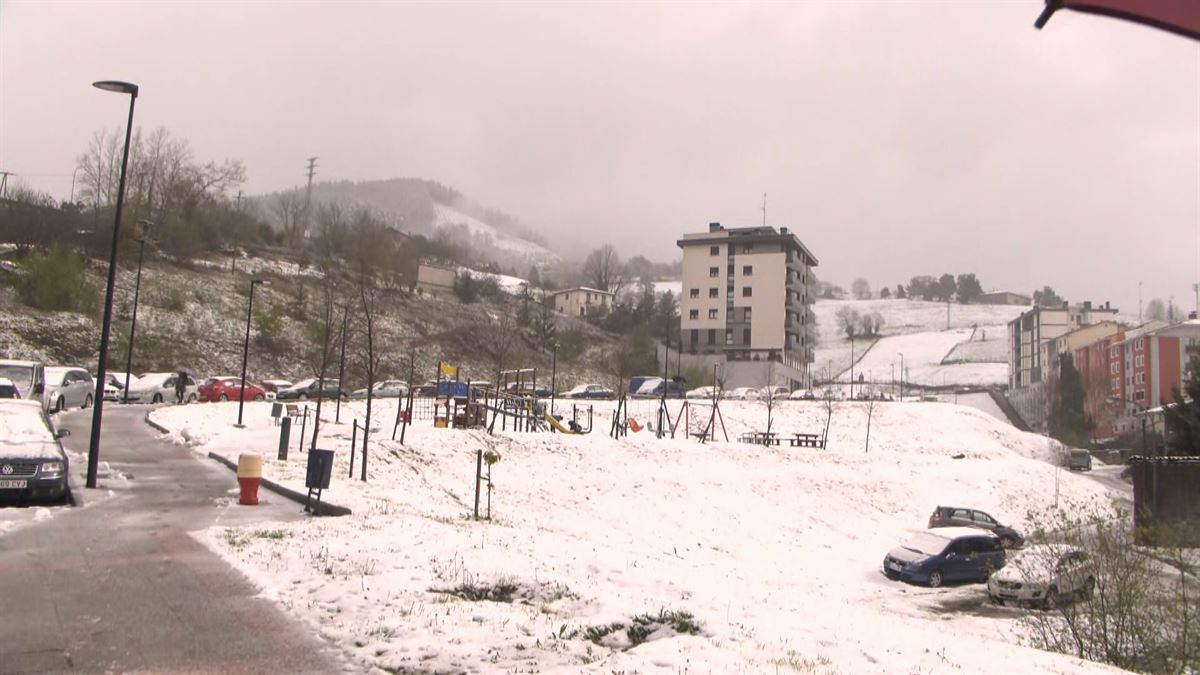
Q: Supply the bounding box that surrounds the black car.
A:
[928,506,1025,548]
[0,399,70,504]
[275,378,346,401]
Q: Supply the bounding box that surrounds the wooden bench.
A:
[285,404,300,418]
[790,432,825,448]
[739,431,780,446]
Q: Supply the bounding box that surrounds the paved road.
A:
[0,406,352,674]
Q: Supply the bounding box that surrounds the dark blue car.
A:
[882,527,1006,587]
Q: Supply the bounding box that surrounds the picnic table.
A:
[738,431,780,446]
[790,432,825,448]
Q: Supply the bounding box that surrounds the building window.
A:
[690,288,699,299]
[691,329,698,345]
[1135,390,1146,402]
[709,288,719,298]
[743,328,751,344]
[742,287,752,298]
[707,329,716,344]
[1110,362,1119,375]
[710,245,720,256]
[743,265,753,276]
[1136,338,1144,350]
[1135,373,1145,385]
[1135,355,1144,367]
[689,309,699,320]
[1112,378,1120,391]
[709,267,719,277]
[708,309,719,319]
[744,308,752,321]
[742,244,752,254]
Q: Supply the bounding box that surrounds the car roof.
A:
[0,377,14,387]
[0,399,64,461]
[0,360,39,367]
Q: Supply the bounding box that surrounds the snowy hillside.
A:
[153,398,1118,674]
[435,204,559,268]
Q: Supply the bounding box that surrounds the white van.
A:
[0,360,48,411]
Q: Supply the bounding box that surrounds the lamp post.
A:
[898,352,905,401]
[122,219,152,400]
[237,279,267,427]
[549,342,558,416]
[86,79,138,490]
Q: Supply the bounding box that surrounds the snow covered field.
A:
[151,398,1122,674]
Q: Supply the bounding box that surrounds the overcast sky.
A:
[2,1,1197,314]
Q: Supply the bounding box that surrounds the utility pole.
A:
[303,156,318,239]
[235,190,243,209]
[0,171,14,198]
[761,192,767,227]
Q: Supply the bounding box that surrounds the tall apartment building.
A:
[676,222,818,389]
[1007,301,1120,389]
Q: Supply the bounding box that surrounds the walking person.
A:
[174,371,187,404]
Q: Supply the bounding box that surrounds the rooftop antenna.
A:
[761,192,767,226]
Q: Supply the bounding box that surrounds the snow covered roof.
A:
[550,286,613,297]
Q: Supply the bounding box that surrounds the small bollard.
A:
[237,453,262,505]
[278,416,291,461]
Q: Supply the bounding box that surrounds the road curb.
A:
[144,411,170,435]
[205,451,352,517]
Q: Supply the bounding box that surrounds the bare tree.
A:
[851,277,871,300]
[486,312,518,386]
[583,244,622,295]
[760,360,784,436]
[305,275,342,450]
[357,281,382,482]
[835,306,860,339]
[274,191,305,247]
[1146,298,1167,322]
[821,387,837,449]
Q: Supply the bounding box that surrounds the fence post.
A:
[297,406,308,456]
[349,419,357,478]
[473,449,482,520]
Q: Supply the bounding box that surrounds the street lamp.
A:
[86,79,138,490]
[237,279,268,427]
[122,219,152,399]
[898,352,905,401]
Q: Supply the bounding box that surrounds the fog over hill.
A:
[251,178,559,270]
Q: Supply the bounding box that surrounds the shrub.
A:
[17,247,98,313]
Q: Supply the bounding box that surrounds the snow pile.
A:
[151,399,1119,674]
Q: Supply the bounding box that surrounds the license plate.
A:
[0,479,28,489]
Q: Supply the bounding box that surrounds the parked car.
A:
[102,372,132,402]
[505,382,551,397]
[0,399,70,503]
[0,359,47,411]
[275,378,346,401]
[352,380,409,400]
[686,386,719,400]
[561,383,615,400]
[198,377,267,402]
[987,545,1095,609]
[0,377,20,399]
[633,377,687,398]
[260,379,293,394]
[412,381,440,397]
[1067,449,1093,471]
[44,367,95,412]
[725,387,761,401]
[788,389,817,400]
[760,385,790,399]
[627,375,659,396]
[124,372,199,404]
[928,506,1025,548]
[882,527,1007,587]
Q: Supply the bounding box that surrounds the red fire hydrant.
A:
[237,453,262,505]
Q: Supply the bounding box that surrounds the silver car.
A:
[44,367,95,412]
[351,380,409,400]
[988,545,1095,609]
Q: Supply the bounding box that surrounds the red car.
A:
[198,377,267,402]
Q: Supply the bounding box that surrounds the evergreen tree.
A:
[1162,355,1200,456]
[1048,354,1093,447]
[895,284,907,299]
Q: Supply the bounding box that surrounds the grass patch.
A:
[428,578,579,605]
[581,608,702,651]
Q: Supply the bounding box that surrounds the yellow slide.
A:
[543,412,578,434]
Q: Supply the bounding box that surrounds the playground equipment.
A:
[669,396,728,442]
[543,404,594,434]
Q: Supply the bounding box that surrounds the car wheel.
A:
[928,570,944,588]
[188,393,197,403]
[1082,576,1095,600]
[218,394,229,402]
[153,393,163,404]
[83,394,93,409]
[1000,536,1016,549]
[253,394,264,401]
[299,393,309,400]
[1042,586,1059,610]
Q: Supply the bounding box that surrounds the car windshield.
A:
[0,364,34,396]
[901,532,950,556]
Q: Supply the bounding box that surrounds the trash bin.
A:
[278,417,291,460]
[237,453,262,505]
[306,448,334,490]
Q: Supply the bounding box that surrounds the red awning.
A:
[1035,0,1200,41]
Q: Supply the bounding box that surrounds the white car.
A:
[759,385,790,399]
[987,545,1095,609]
[352,380,409,400]
[44,367,95,412]
[102,372,133,402]
[124,372,199,404]
[725,387,761,401]
[0,360,47,411]
[560,383,615,399]
[685,386,719,400]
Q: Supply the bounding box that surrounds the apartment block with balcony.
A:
[676,222,818,388]
[1007,301,1120,389]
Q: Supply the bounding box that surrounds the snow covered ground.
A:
[151,398,1122,674]
[435,204,558,266]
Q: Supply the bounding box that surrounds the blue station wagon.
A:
[883,527,1006,587]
